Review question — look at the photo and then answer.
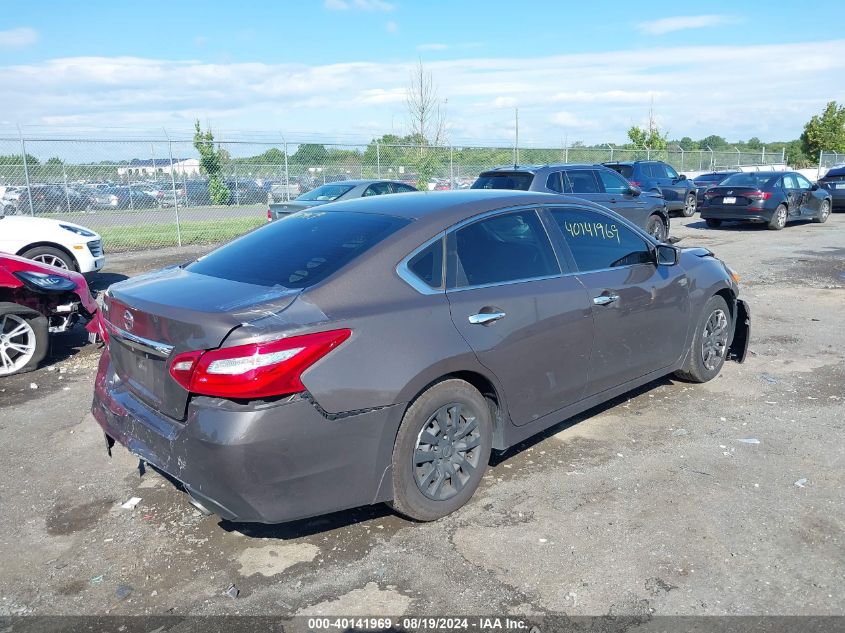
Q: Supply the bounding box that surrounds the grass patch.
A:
[98,217,265,252]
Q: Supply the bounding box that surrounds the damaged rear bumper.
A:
[91,351,400,524]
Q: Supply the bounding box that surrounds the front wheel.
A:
[0,303,49,376]
[768,204,787,230]
[681,193,697,217]
[21,245,76,271]
[645,214,667,242]
[813,200,830,223]
[674,295,732,384]
[705,218,722,228]
[389,379,493,521]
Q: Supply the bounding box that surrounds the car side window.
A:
[363,182,393,196]
[407,239,444,288]
[562,170,600,194]
[664,164,679,180]
[551,208,653,272]
[450,210,559,288]
[782,174,798,189]
[596,169,630,195]
[794,174,812,190]
[546,172,563,193]
[646,163,662,179]
[394,183,416,193]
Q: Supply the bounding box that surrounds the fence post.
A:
[18,126,34,216]
[233,161,240,205]
[62,162,71,212]
[646,147,651,160]
[707,146,714,169]
[734,147,740,167]
[283,138,290,202]
[606,143,613,162]
[449,144,454,189]
[376,141,381,178]
[761,145,766,164]
[781,148,785,164]
[679,147,685,171]
[164,130,182,248]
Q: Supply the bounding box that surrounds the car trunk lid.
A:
[105,266,299,420]
[704,186,762,206]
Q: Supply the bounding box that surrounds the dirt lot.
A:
[0,215,843,618]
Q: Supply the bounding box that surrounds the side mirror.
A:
[677,174,687,181]
[626,185,641,197]
[656,244,678,266]
[810,183,819,191]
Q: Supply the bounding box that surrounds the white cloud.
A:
[385,20,399,33]
[324,0,395,11]
[637,14,736,35]
[0,27,38,48]
[418,43,449,51]
[3,40,845,145]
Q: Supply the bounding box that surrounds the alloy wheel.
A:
[820,202,830,221]
[31,253,68,269]
[684,195,697,216]
[775,207,787,228]
[0,314,37,376]
[648,220,667,241]
[413,403,482,501]
[701,309,729,371]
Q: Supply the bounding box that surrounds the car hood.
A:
[0,215,101,241]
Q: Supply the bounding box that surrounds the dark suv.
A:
[603,160,698,217]
[471,164,670,241]
[818,165,845,210]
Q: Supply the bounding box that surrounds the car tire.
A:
[705,218,722,228]
[768,204,787,230]
[645,214,667,242]
[20,246,77,271]
[813,200,830,223]
[681,193,697,217]
[388,379,493,522]
[674,295,732,384]
[0,302,49,376]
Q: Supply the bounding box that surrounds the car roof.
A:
[824,166,845,176]
[313,189,608,227]
[323,179,409,186]
[480,164,601,174]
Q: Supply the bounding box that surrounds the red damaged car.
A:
[0,253,101,376]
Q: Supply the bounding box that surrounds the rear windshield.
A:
[296,184,355,201]
[695,173,732,182]
[186,211,409,288]
[604,164,633,178]
[719,173,777,188]
[472,172,534,191]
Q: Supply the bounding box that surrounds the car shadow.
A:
[86,271,128,294]
[685,220,767,231]
[45,324,99,366]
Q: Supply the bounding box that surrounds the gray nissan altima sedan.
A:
[92,190,749,524]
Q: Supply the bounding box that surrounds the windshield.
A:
[296,184,355,201]
[186,210,409,288]
[695,173,731,182]
[471,172,534,191]
[719,173,777,188]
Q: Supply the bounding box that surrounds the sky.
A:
[2,0,845,146]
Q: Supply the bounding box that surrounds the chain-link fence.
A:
[818,151,845,178]
[0,134,787,253]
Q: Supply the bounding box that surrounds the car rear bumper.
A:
[700,205,772,222]
[825,190,845,208]
[91,351,400,524]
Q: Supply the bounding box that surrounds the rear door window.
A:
[363,182,392,196]
[562,170,601,194]
[187,211,409,288]
[472,172,535,191]
[449,210,559,288]
[546,172,563,193]
[406,239,444,288]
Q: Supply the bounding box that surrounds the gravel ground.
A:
[0,214,843,618]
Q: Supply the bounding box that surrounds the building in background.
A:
[116,158,200,178]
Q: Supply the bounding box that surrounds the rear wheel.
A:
[0,303,49,376]
[20,246,76,271]
[389,379,492,521]
[705,218,722,228]
[681,193,697,217]
[768,204,787,230]
[674,295,732,384]
[813,200,830,223]
[645,214,667,241]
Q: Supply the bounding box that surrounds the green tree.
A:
[698,135,728,149]
[291,144,329,165]
[745,137,763,150]
[800,101,845,159]
[677,137,698,151]
[193,120,230,205]
[627,124,667,150]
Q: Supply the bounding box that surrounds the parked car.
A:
[92,190,749,524]
[0,211,105,273]
[17,185,96,214]
[692,171,740,204]
[92,186,158,210]
[603,160,698,217]
[471,164,671,241]
[700,171,832,230]
[269,180,302,203]
[267,179,418,221]
[0,253,101,376]
[817,166,845,210]
[1,186,24,214]
[226,179,266,205]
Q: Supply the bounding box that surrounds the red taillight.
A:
[266,208,272,222]
[628,180,641,187]
[745,190,772,200]
[168,329,351,399]
[704,189,718,199]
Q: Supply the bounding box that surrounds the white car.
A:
[0,214,105,273]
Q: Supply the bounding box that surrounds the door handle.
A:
[468,311,506,325]
[593,294,619,306]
